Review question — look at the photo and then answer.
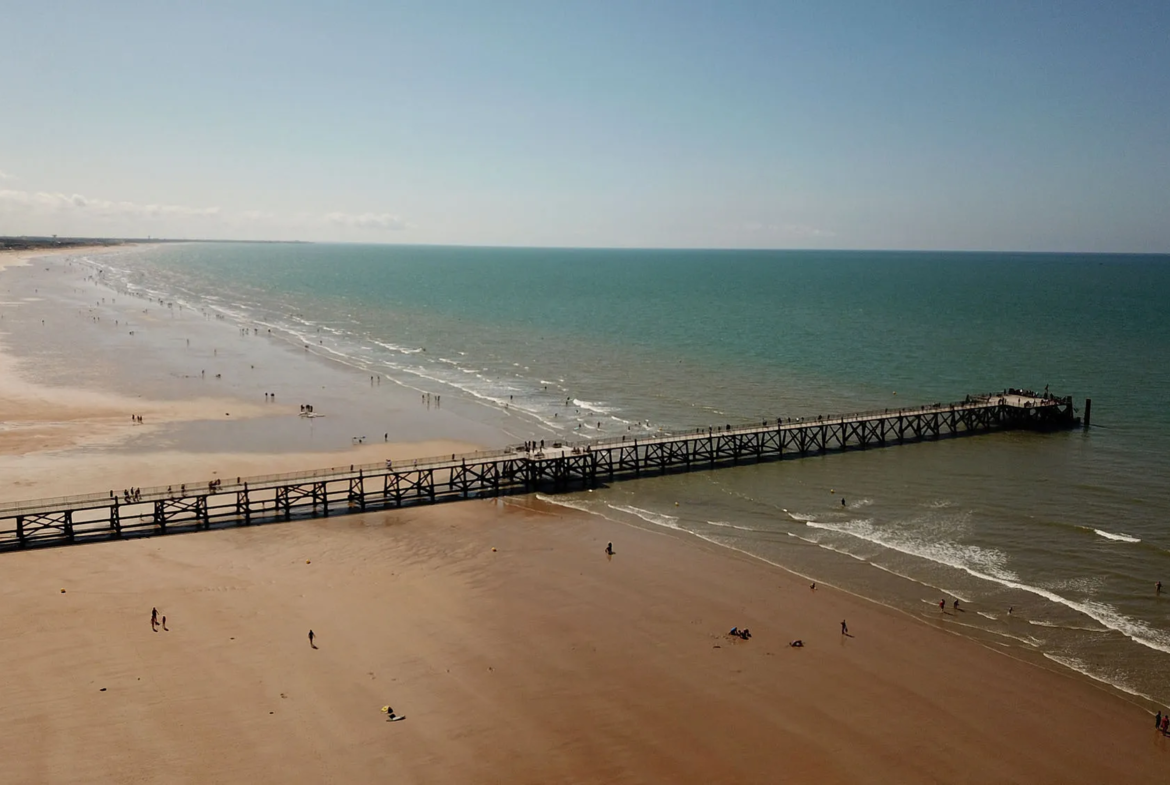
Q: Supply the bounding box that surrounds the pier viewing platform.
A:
[0,390,1080,551]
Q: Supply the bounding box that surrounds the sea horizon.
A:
[9,235,1170,256]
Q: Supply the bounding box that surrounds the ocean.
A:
[92,242,1170,704]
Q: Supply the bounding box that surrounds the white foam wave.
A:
[1027,619,1108,633]
[534,494,596,514]
[1092,528,1141,543]
[572,398,616,415]
[787,512,818,522]
[374,341,422,354]
[804,520,1170,656]
[1042,653,1155,702]
[805,518,1018,583]
[792,536,870,563]
[608,504,683,531]
[706,520,762,532]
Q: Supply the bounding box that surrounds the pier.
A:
[0,391,1078,551]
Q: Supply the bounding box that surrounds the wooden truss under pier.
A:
[0,392,1079,552]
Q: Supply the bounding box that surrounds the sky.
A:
[1,1,1167,251]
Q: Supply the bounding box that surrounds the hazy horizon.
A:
[9,237,1170,257]
[2,1,1167,253]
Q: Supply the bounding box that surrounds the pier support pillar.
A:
[1084,398,1092,429]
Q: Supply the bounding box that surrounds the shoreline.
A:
[538,490,1170,713]
[1,244,1168,780]
[0,498,1165,783]
[0,245,506,503]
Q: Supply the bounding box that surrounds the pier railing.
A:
[0,391,1079,551]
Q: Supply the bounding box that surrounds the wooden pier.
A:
[0,391,1079,551]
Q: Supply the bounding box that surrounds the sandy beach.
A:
[0,500,1167,784]
[1,246,1168,783]
[0,246,501,502]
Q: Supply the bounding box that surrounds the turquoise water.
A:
[98,243,1170,703]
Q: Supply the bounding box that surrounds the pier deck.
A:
[0,391,1079,551]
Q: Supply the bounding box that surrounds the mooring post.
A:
[1084,398,1092,429]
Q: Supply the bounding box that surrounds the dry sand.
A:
[0,501,1166,784]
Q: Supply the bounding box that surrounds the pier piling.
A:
[0,391,1080,553]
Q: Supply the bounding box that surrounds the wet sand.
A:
[0,500,1166,784]
[0,246,502,502]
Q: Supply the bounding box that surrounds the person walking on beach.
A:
[953,599,960,611]
[605,542,614,556]
[1158,581,1163,594]
[1157,710,1163,730]
[840,620,848,635]
[308,630,316,648]
[151,607,159,631]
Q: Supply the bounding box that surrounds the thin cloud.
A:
[325,211,409,230]
[0,188,219,218]
[0,170,15,181]
[743,221,836,239]
[778,223,836,239]
[0,184,412,238]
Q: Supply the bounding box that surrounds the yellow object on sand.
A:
[381,706,390,713]
[491,547,497,552]
[60,588,66,593]
[306,560,311,564]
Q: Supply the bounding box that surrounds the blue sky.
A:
[1,1,1167,251]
